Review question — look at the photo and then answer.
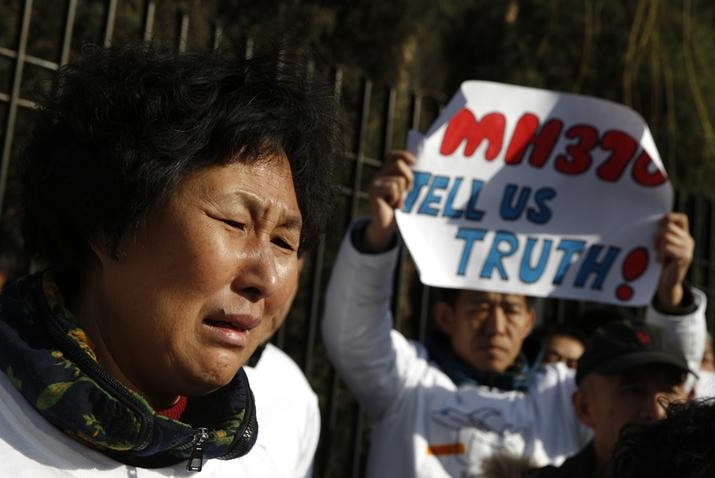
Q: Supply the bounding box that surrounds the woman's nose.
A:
[231,243,278,302]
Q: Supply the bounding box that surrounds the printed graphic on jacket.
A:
[429,404,531,476]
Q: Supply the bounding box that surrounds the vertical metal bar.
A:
[417,281,430,342]
[141,0,156,44]
[674,188,686,213]
[303,58,315,84]
[301,57,321,376]
[692,194,712,336]
[381,87,407,321]
[378,85,395,157]
[176,10,190,53]
[102,0,118,47]
[316,66,344,478]
[350,415,365,478]
[322,382,344,478]
[409,92,422,132]
[275,47,285,75]
[0,0,33,219]
[274,314,286,349]
[332,66,343,105]
[691,193,705,286]
[303,234,325,375]
[382,86,411,335]
[244,37,254,60]
[349,77,371,220]
[406,92,431,342]
[344,75,374,478]
[708,196,715,332]
[59,0,78,66]
[211,23,223,50]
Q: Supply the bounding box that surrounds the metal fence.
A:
[1,1,714,477]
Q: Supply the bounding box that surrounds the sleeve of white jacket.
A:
[321,219,424,420]
[646,287,707,393]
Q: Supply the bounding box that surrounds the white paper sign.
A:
[396,81,673,306]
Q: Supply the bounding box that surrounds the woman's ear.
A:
[432,301,455,335]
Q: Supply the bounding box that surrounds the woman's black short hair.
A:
[22,45,342,281]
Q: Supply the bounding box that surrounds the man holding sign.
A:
[321,82,706,477]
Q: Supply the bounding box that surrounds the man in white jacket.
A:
[321,150,706,477]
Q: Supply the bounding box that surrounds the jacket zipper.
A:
[181,377,256,471]
[186,427,209,472]
[219,377,257,460]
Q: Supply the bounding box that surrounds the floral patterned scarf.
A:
[0,272,257,470]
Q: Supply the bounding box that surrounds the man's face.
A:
[574,364,687,463]
[435,290,535,373]
[542,334,584,369]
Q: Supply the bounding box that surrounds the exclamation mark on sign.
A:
[615,247,649,302]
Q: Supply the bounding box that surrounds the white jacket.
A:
[321,221,707,478]
[0,344,319,477]
[245,343,320,478]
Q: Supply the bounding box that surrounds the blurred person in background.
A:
[533,324,587,370]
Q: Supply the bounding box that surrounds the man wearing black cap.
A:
[527,319,694,478]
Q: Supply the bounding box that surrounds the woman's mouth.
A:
[203,313,261,347]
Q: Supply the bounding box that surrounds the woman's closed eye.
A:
[272,235,298,252]
[221,218,246,230]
